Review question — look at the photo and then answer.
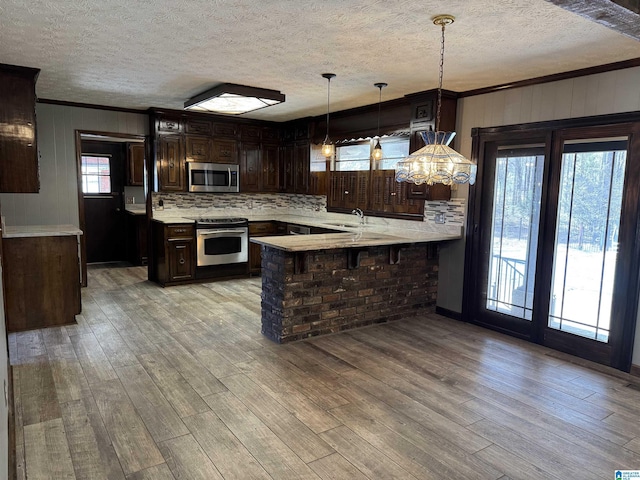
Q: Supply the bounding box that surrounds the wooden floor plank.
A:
[154,340,227,397]
[242,361,342,434]
[329,402,502,479]
[473,444,563,480]
[17,355,61,426]
[137,352,210,418]
[158,434,224,480]
[60,397,126,480]
[183,410,271,480]
[91,323,140,368]
[115,364,189,442]
[90,379,165,476]
[125,463,175,480]
[307,452,369,480]
[220,373,335,462]
[23,418,76,480]
[70,333,118,385]
[319,425,418,480]
[204,391,321,479]
[47,344,92,405]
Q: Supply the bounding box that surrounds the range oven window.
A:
[196,227,248,267]
[203,235,241,255]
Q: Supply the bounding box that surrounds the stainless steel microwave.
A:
[187,162,239,193]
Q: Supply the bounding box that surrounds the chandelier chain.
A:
[436,19,445,132]
[326,77,331,141]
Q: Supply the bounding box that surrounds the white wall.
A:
[449,65,640,364]
[0,104,148,227]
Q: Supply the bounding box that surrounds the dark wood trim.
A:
[74,132,88,287]
[38,98,147,115]
[471,110,640,137]
[435,306,461,320]
[459,57,640,98]
[8,364,15,480]
[75,130,148,286]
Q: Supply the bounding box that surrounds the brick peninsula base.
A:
[260,243,439,343]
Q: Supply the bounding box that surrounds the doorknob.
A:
[115,208,121,212]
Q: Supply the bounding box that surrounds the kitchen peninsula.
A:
[252,226,460,343]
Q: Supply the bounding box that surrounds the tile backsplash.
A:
[151,192,466,234]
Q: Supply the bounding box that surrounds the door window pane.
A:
[81,155,111,193]
[548,140,627,342]
[486,147,544,320]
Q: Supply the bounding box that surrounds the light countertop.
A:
[251,229,460,252]
[125,205,147,215]
[154,212,461,251]
[3,225,83,238]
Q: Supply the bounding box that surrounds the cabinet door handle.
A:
[179,258,185,265]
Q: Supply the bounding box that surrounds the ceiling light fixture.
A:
[372,82,387,162]
[321,73,336,158]
[395,15,477,185]
[184,83,285,115]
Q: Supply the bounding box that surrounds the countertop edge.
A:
[3,225,84,238]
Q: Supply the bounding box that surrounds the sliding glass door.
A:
[465,122,640,370]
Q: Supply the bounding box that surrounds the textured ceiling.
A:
[1,0,638,122]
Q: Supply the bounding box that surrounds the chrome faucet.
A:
[351,208,365,225]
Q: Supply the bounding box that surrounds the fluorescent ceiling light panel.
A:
[184,83,285,115]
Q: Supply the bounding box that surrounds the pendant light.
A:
[372,82,387,162]
[395,15,477,185]
[321,73,336,158]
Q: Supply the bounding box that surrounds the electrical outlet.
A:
[125,196,135,204]
[434,213,446,224]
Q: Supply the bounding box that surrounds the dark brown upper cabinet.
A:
[0,64,40,193]
[158,135,184,191]
[126,143,145,186]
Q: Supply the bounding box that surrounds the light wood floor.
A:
[10,264,640,479]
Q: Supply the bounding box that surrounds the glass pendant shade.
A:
[395,15,477,186]
[321,73,336,158]
[321,140,335,158]
[395,131,477,185]
[372,139,383,161]
[372,82,387,162]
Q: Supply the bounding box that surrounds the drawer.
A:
[249,222,276,236]
[166,225,194,238]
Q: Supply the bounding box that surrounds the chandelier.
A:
[395,15,477,186]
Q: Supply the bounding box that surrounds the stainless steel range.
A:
[188,216,249,268]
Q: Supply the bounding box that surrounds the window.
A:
[81,155,111,193]
[375,137,410,170]
[335,136,409,171]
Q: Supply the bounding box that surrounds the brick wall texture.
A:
[261,244,439,343]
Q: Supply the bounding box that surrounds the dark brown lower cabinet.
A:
[151,222,195,286]
[249,221,278,275]
[4,235,81,332]
[125,212,148,266]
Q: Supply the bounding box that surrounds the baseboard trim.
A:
[630,364,640,378]
[435,306,462,321]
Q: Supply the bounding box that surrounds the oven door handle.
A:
[228,167,232,187]
[198,229,246,236]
